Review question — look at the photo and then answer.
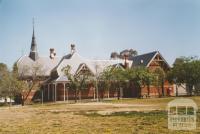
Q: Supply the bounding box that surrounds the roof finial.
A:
[29,17,39,61]
[32,17,35,37]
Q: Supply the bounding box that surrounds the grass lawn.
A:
[0,96,200,134]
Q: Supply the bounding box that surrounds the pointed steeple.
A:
[29,18,39,61]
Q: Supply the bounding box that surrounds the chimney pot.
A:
[70,44,76,54]
[50,48,56,59]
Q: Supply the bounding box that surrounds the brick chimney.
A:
[124,54,129,69]
[71,44,76,54]
[49,48,56,59]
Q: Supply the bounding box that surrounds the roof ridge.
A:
[133,51,158,58]
[85,59,124,62]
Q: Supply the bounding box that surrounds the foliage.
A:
[62,65,90,102]
[98,67,113,99]
[110,49,138,59]
[100,66,154,99]
[110,67,127,99]
[126,67,154,98]
[153,67,166,97]
[167,57,200,96]
[0,63,9,98]
[10,62,44,106]
[0,63,24,105]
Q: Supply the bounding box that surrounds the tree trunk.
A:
[161,80,165,96]
[9,96,12,107]
[116,83,119,100]
[21,94,24,106]
[102,89,104,100]
[157,85,161,98]
[188,84,193,96]
[147,84,150,97]
[22,101,24,106]
[80,90,82,101]
[120,87,123,99]
[96,81,99,102]
[79,90,81,102]
[75,89,77,103]
[21,99,24,106]
[4,97,7,105]
[137,85,141,98]
[176,84,178,97]
[107,88,110,99]
[93,87,96,100]
[117,87,120,100]
[24,82,38,103]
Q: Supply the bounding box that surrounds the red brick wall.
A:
[43,83,119,101]
[42,80,174,101]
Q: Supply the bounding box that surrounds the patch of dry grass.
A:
[0,97,200,134]
[105,96,200,110]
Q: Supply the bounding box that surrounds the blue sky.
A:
[0,0,200,68]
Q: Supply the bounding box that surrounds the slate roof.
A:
[18,48,169,83]
[129,51,171,68]
[129,51,158,67]
[53,52,133,78]
[17,55,61,77]
[54,75,69,82]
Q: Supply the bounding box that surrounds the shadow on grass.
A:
[78,110,167,118]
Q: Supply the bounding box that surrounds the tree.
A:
[94,64,100,101]
[120,49,138,58]
[153,67,166,97]
[62,65,78,103]
[99,66,154,99]
[0,63,21,105]
[110,52,119,59]
[99,67,113,99]
[0,63,8,79]
[12,62,45,106]
[111,67,126,100]
[129,49,138,57]
[167,58,185,96]
[110,49,138,59]
[173,57,185,66]
[167,57,200,96]
[62,65,90,103]
[126,67,154,98]
[0,63,8,98]
[94,65,127,100]
[0,63,10,104]
[167,70,178,96]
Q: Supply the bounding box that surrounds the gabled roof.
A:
[111,63,125,70]
[51,52,133,79]
[75,63,95,76]
[129,51,170,69]
[129,51,158,67]
[17,55,61,77]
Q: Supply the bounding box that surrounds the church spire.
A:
[29,18,39,61]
